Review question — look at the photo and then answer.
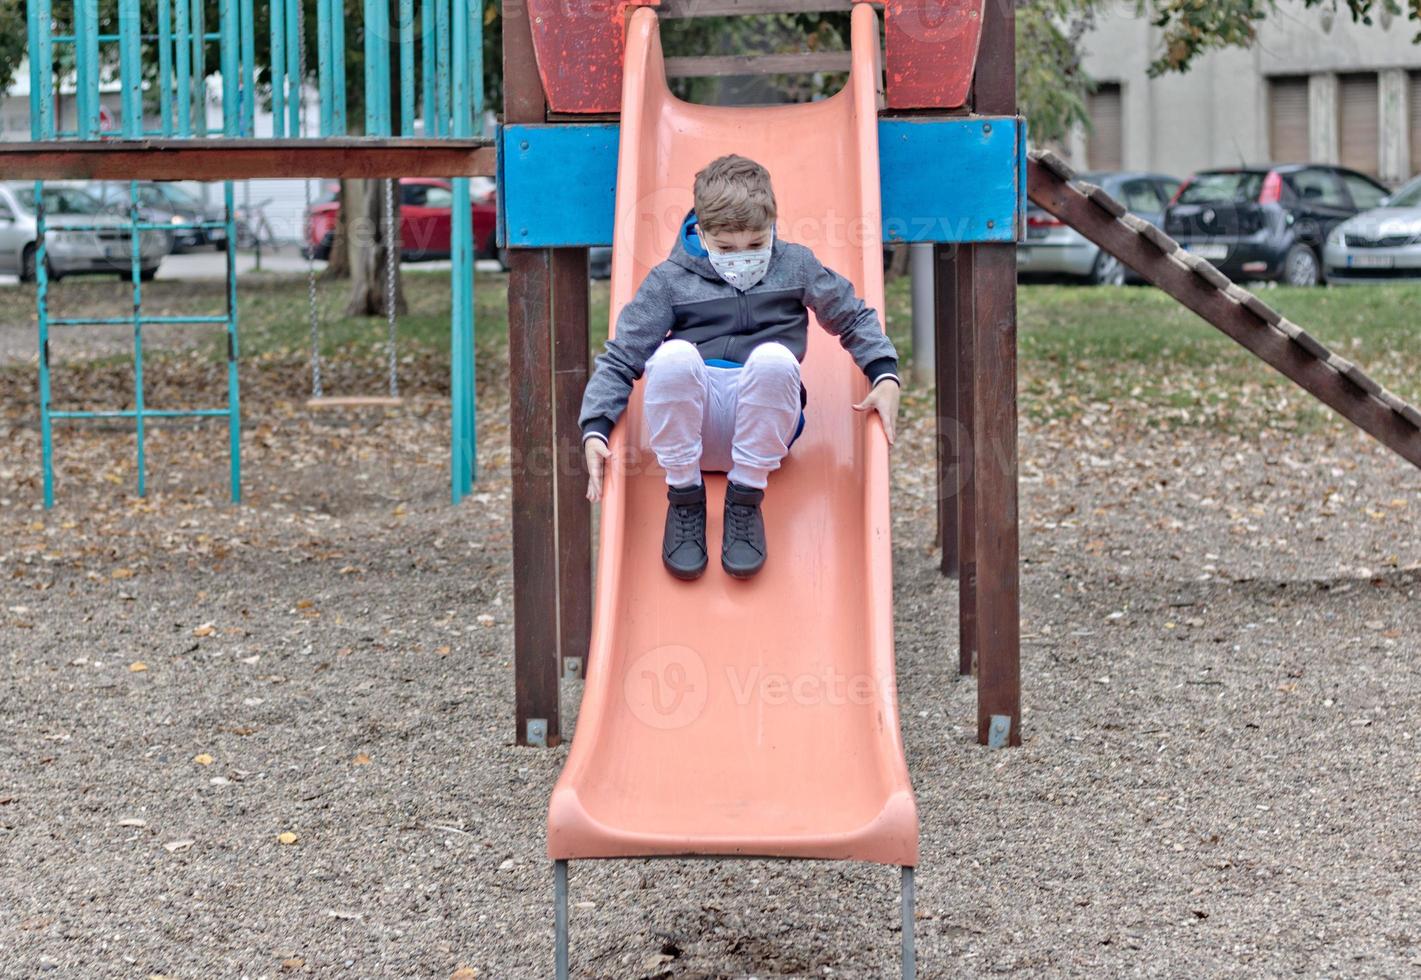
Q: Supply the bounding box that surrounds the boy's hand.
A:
[584,437,612,502]
[853,378,900,447]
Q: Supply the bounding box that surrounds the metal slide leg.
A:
[901,866,915,980]
[554,860,569,980]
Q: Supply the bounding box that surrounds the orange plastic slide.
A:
[548,2,918,869]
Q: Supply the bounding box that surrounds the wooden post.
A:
[504,0,561,747]
[552,248,592,678]
[932,243,959,580]
[954,245,978,679]
[969,0,1021,746]
[509,249,561,747]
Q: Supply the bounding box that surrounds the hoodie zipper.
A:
[736,289,749,334]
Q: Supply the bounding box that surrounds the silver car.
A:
[0,182,169,282]
[1019,170,1181,285]
[1323,174,1421,284]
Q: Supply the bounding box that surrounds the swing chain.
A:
[298,1,322,400]
[385,176,399,400]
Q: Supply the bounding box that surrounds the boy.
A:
[580,154,901,581]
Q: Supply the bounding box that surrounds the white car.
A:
[0,182,170,282]
[1323,174,1421,284]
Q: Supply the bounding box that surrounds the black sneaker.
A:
[662,482,708,580]
[721,481,767,578]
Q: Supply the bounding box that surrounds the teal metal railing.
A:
[25,0,484,506]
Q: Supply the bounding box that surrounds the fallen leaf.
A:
[193,623,216,637]
[353,753,372,765]
[295,599,316,610]
[193,754,215,766]
[435,645,452,656]
[281,957,305,971]
[451,968,479,980]
[118,818,147,828]
[278,831,299,845]
[163,839,194,853]
[111,568,135,580]
[129,662,148,673]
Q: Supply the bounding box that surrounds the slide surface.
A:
[548,3,917,868]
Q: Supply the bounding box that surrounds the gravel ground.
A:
[1,345,1417,979]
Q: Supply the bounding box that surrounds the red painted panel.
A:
[524,0,660,114]
[883,0,984,109]
[524,0,984,113]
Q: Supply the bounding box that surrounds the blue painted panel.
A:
[500,117,1024,247]
[877,117,1022,243]
[500,123,620,248]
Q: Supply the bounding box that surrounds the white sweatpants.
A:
[643,339,803,490]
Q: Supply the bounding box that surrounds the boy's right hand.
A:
[584,437,612,502]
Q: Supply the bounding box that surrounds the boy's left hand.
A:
[853,378,900,447]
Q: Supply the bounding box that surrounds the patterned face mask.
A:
[706,233,773,291]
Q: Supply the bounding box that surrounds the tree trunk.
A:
[885,242,910,280]
[322,179,353,280]
[344,178,407,317]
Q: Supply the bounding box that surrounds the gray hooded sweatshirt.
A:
[579,210,900,443]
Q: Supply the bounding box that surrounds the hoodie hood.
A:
[669,208,785,282]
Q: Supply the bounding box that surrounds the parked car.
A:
[1163,164,1390,286]
[589,246,612,279]
[304,177,499,263]
[92,181,227,252]
[1019,170,1180,285]
[0,182,168,282]
[1322,173,1421,284]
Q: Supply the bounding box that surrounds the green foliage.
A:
[0,0,24,91]
[1146,0,1418,77]
[660,12,851,104]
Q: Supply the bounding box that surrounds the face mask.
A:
[706,234,773,291]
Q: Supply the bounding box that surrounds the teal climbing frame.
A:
[25,0,484,506]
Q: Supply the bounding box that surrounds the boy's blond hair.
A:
[693,154,777,234]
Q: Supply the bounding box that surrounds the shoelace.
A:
[671,503,703,545]
[725,500,758,539]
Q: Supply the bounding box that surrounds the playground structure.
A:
[18,0,486,505]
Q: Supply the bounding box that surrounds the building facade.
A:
[1067,0,1421,187]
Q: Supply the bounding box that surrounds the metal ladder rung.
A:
[50,408,231,419]
[132,221,231,231]
[51,315,230,326]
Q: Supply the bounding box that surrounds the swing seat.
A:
[305,395,405,409]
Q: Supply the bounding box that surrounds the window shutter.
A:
[1086,83,1123,171]
[1269,76,1310,164]
[1338,73,1380,177]
[1411,71,1421,180]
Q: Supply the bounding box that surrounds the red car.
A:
[304,177,500,263]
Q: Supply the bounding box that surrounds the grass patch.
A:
[11,270,1419,438]
[234,268,511,363]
